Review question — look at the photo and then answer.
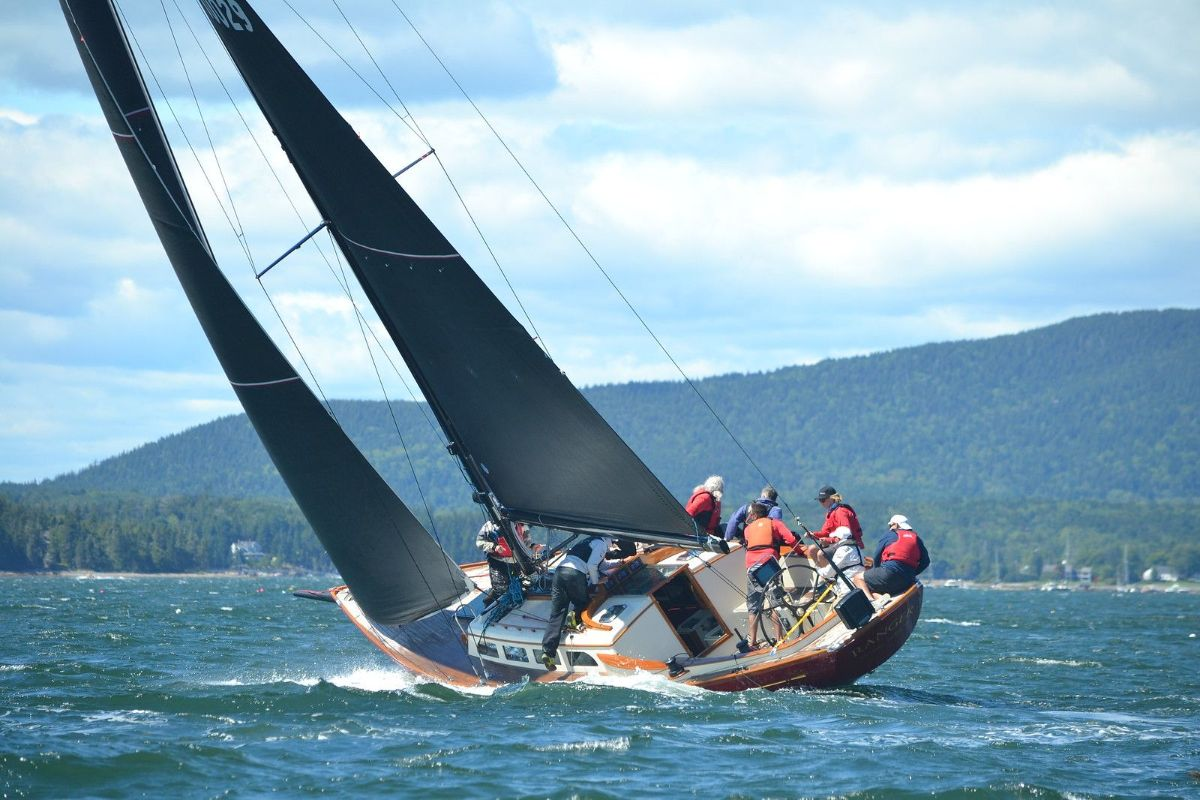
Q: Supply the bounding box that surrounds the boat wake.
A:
[532,736,632,753]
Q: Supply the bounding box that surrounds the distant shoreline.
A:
[2,571,1195,593]
[925,578,1200,594]
[0,570,338,580]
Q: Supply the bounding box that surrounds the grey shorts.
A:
[746,575,765,614]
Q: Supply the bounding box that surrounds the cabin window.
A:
[477,641,498,658]
[567,651,598,667]
[594,604,627,624]
[651,572,727,657]
[503,645,530,663]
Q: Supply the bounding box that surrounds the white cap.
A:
[888,514,912,530]
[830,525,854,541]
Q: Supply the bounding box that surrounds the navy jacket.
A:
[724,497,783,541]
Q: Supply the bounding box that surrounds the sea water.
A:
[1,576,1197,799]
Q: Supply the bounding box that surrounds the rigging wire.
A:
[157,0,252,267]
[161,0,452,459]
[116,0,340,426]
[65,3,208,257]
[277,0,547,535]
[298,0,551,357]
[388,2,793,515]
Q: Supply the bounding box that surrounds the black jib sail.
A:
[200,0,698,544]
[61,0,469,625]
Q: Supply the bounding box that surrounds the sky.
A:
[1,0,1198,482]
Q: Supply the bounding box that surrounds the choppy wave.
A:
[1007,656,1102,668]
[81,709,166,725]
[4,575,1199,800]
[534,736,631,753]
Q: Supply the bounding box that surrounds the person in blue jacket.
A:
[724,485,783,543]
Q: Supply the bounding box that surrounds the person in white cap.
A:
[805,524,865,599]
[854,514,930,603]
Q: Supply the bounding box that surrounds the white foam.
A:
[208,672,320,688]
[534,736,631,753]
[576,669,708,698]
[209,666,424,693]
[324,667,423,693]
[0,664,29,672]
[82,710,164,725]
[1009,657,1101,668]
[924,617,982,627]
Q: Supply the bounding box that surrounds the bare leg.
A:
[854,573,876,601]
[747,613,760,647]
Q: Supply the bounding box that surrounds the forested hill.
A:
[2,309,1198,579]
[14,308,1198,506]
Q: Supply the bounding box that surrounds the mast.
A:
[199,0,701,546]
[60,0,469,625]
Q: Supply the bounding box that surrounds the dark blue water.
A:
[2,577,1197,799]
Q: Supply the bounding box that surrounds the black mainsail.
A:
[200,0,698,544]
[61,0,469,625]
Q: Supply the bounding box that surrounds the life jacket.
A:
[492,533,513,560]
[687,489,721,533]
[826,502,864,549]
[567,537,602,561]
[881,529,922,569]
[744,518,782,555]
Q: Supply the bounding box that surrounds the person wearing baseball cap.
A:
[803,485,864,563]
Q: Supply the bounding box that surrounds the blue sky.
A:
[1,0,1198,482]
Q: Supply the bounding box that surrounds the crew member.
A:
[854,514,930,602]
[686,475,724,536]
[805,525,865,600]
[742,502,800,648]
[804,485,864,563]
[540,535,614,670]
[724,485,783,542]
[475,520,516,606]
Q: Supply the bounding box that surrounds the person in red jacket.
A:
[742,502,800,648]
[685,475,724,536]
[803,485,864,562]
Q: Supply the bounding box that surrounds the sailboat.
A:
[61,0,922,691]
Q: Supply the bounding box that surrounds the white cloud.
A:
[0,108,38,125]
[575,132,1200,287]
[1,1,1198,480]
